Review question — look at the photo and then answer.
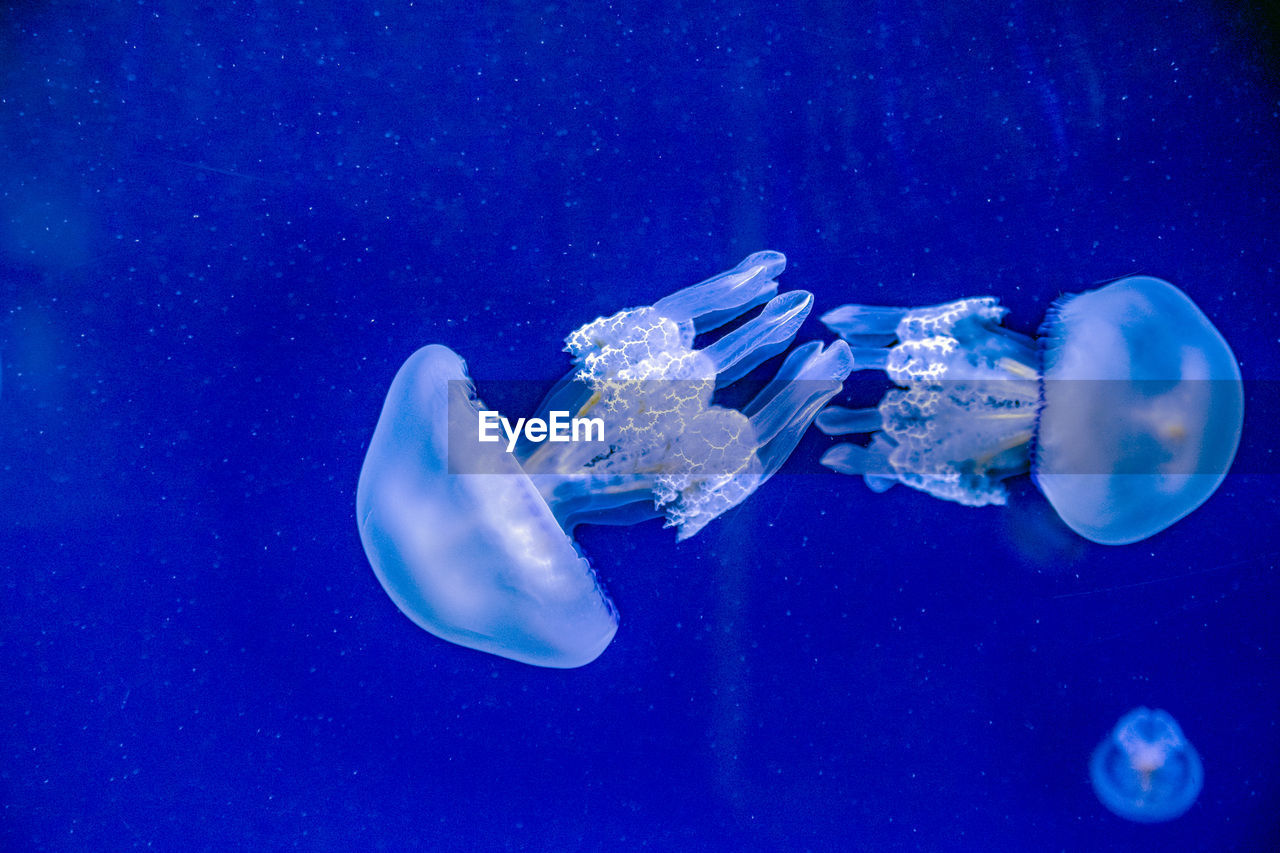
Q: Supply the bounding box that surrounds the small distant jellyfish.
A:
[1090,707,1203,822]
[815,276,1244,544]
[357,252,853,667]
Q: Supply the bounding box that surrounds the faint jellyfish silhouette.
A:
[1090,707,1203,822]
[816,276,1243,544]
[357,252,853,667]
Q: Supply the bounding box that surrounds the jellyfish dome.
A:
[1090,707,1203,823]
[357,253,853,667]
[1035,277,1243,544]
[815,276,1243,544]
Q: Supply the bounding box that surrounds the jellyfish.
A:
[356,252,853,667]
[1090,707,1203,822]
[815,276,1243,544]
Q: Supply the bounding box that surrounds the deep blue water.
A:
[2,1,1277,850]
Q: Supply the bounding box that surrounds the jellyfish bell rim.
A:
[1033,275,1244,545]
[356,344,618,668]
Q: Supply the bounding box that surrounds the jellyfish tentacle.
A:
[653,250,785,331]
[745,339,853,447]
[819,440,896,483]
[515,371,597,460]
[741,340,822,420]
[701,290,815,386]
[521,252,845,543]
[814,405,882,435]
[819,303,908,340]
[843,348,892,371]
[536,471,665,530]
[747,340,854,480]
[817,295,1041,506]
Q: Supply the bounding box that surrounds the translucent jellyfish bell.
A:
[815,276,1243,544]
[1090,707,1203,823]
[357,253,853,667]
[1035,278,1243,544]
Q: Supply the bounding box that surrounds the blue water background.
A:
[2,1,1277,850]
